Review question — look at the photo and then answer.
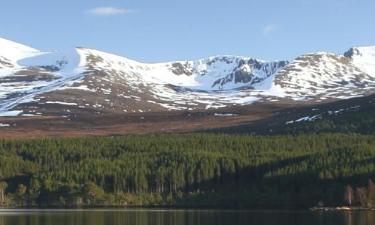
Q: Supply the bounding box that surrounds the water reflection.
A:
[0,209,374,225]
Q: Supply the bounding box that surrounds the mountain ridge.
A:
[0,37,375,118]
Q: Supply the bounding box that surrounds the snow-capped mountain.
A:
[273,52,375,101]
[0,37,375,117]
[76,48,288,92]
[345,46,375,77]
[0,38,41,68]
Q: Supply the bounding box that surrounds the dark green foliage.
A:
[0,133,375,208]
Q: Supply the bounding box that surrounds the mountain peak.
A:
[344,46,375,57]
[345,46,375,77]
[0,37,41,64]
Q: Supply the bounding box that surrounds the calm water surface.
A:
[0,209,374,225]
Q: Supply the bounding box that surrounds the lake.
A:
[0,209,374,225]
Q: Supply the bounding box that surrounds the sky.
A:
[0,0,374,62]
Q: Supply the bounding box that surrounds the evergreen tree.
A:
[0,181,7,205]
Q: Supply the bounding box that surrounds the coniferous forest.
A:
[1,133,375,209]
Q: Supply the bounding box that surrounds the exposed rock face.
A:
[212,59,288,90]
[0,57,13,68]
[170,62,193,75]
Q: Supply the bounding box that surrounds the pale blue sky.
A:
[0,0,374,62]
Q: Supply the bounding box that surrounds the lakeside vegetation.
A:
[1,133,375,208]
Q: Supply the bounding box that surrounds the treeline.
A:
[284,109,375,135]
[1,133,375,208]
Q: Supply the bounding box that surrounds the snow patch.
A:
[214,113,238,117]
[0,110,23,117]
[286,115,321,124]
[45,101,78,106]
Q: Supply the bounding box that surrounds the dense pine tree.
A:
[0,133,375,208]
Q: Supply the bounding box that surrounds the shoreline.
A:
[2,207,375,212]
[310,207,375,211]
[0,208,308,213]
